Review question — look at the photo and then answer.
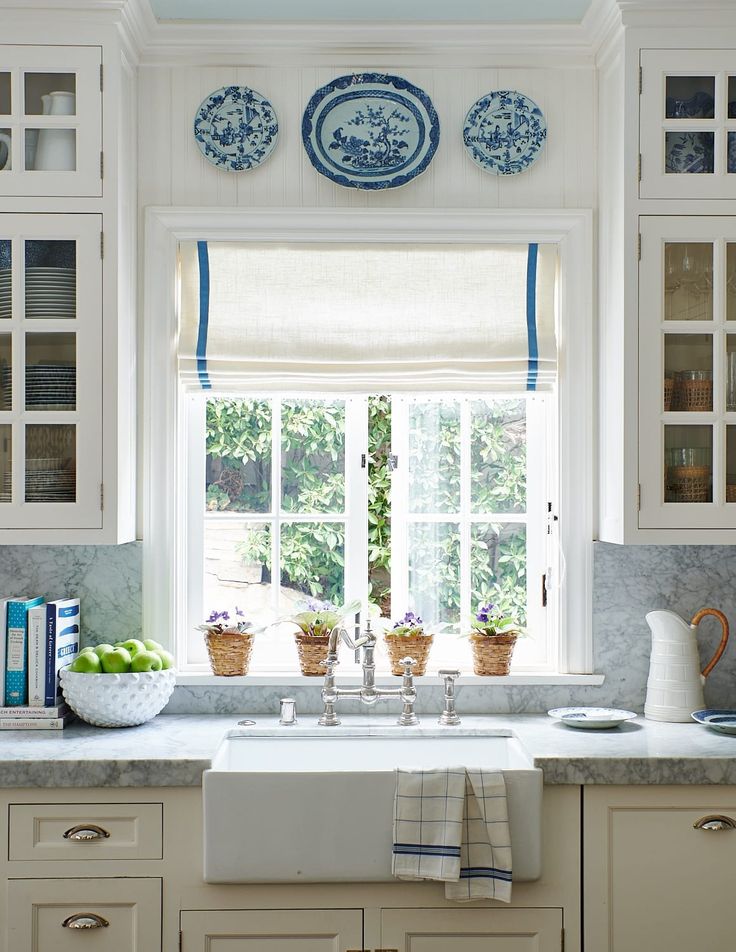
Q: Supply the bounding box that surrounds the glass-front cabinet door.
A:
[639,216,736,530]
[640,50,736,199]
[0,214,101,530]
[0,45,101,197]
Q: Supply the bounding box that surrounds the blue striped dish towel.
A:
[392,767,512,903]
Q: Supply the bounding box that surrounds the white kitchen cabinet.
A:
[0,212,102,530]
[640,50,736,201]
[0,45,102,198]
[179,909,363,952]
[6,877,161,952]
[380,907,564,951]
[639,215,736,530]
[584,786,736,952]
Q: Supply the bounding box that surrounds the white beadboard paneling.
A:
[138,64,595,210]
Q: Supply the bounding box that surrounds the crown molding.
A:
[616,0,736,27]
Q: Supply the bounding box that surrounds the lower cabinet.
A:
[179,909,363,951]
[7,877,162,952]
[381,907,564,951]
[584,787,736,952]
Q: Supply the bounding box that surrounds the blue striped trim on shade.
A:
[196,241,212,390]
[526,242,539,391]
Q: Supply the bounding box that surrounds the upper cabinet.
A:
[0,45,102,198]
[640,50,736,200]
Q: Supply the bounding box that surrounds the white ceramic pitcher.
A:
[644,608,729,722]
[34,90,76,172]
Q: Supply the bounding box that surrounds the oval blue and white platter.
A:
[548,707,637,730]
[302,73,440,190]
[691,709,736,735]
[194,85,278,172]
[464,90,547,176]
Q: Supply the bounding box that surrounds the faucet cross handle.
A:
[400,656,417,675]
[438,669,461,726]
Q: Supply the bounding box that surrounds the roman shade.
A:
[178,241,557,392]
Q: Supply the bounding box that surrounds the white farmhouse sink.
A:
[203,726,543,883]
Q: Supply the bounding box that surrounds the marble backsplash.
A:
[4,540,736,715]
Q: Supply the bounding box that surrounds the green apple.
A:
[100,646,132,674]
[69,651,102,674]
[130,649,163,673]
[120,638,145,657]
[92,643,115,659]
[155,649,175,670]
[143,639,164,653]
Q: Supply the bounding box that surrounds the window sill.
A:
[175,672,605,687]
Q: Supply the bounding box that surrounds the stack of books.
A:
[0,596,80,729]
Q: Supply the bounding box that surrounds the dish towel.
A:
[392,767,512,903]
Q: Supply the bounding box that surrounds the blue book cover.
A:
[44,599,80,706]
[5,597,44,706]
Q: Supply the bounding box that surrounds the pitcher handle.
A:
[691,608,730,678]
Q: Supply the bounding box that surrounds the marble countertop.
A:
[1,713,736,788]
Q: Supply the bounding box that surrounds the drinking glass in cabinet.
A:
[0,334,11,412]
[664,427,712,503]
[24,239,75,320]
[0,425,11,504]
[25,333,75,412]
[664,334,713,411]
[0,240,10,319]
[664,243,713,321]
[665,76,715,119]
[23,73,76,116]
[25,424,75,504]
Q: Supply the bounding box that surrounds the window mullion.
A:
[184,393,206,667]
[460,398,471,631]
[345,396,368,614]
[390,396,409,616]
[271,397,282,616]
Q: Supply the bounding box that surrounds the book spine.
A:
[0,704,68,718]
[0,602,6,707]
[27,609,46,707]
[0,716,70,730]
[44,604,56,707]
[5,626,26,706]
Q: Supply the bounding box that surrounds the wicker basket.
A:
[205,630,254,677]
[470,632,518,676]
[727,484,736,503]
[674,378,713,412]
[294,633,331,677]
[663,377,674,412]
[384,633,434,676]
[666,464,711,503]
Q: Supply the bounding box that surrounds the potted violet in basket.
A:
[383,611,434,676]
[468,603,521,676]
[197,607,256,677]
[284,598,360,677]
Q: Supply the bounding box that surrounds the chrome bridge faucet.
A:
[319,619,419,727]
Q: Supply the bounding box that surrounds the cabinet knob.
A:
[61,913,110,930]
[693,814,736,831]
[63,823,111,841]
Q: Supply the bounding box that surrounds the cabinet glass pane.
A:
[23,73,76,115]
[665,132,714,174]
[0,129,10,173]
[24,239,75,319]
[0,334,11,412]
[205,398,272,514]
[25,333,75,411]
[0,240,10,319]
[727,427,736,502]
[408,521,460,627]
[280,522,344,606]
[281,399,345,514]
[729,245,736,321]
[409,399,461,514]
[665,334,713,411]
[665,76,715,118]
[470,398,526,515]
[0,425,10,503]
[727,336,736,411]
[0,74,10,115]
[665,425,712,503]
[205,521,272,629]
[729,132,736,174]
[27,127,76,172]
[729,76,736,118]
[471,522,527,626]
[25,424,75,503]
[664,243,713,321]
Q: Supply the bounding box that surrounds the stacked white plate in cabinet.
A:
[0,269,10,320]
[24,267,76,319]
[2,458,76,503]
[23,365,76,410]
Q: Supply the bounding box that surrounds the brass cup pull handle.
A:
[691,608,730,678]
[63,823,111,841]
[61,913,110,929]
[693,814,736,831]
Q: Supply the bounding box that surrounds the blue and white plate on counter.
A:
[463,90,546,176]
[302,73,440,190]
[194,85,278,172]
[691,709,736,735]
[548,707,638,730]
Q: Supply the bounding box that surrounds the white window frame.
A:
[143,207,594,680]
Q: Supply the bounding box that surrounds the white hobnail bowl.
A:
[59,667,177,728]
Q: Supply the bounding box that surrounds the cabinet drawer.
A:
[8,802,163,861]
[7,878,161,952]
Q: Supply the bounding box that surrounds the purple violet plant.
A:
[389,611,426,637]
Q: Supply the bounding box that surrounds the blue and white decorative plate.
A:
[548,707,637,730]
[463,90,547,176]
[692,710,736,735]
[301,73,440,190]
[194,85,278,172]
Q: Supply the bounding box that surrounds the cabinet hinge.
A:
[100,231,104,259]
[638,65,642,94]
[637,153,642,181]
[637,232,641,260]
[542,573,548,608]
[100,150,104,180]
[637,483,641,511]
[361,453,367,469]
[100,482,104,511]
[99,63,104,92]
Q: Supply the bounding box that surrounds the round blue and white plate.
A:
[194,85,278,172]
[691,710,736,735]
[302,73,440,190]
[463,90,546,176]
[548,707,637,730]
